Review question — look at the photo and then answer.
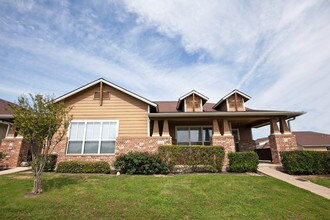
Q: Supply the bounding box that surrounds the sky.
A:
[0,0,329,138]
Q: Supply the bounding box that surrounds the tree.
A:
[11,94,71,194]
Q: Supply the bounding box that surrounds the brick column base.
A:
[268,134,298,164]
[211,135,235,171]
[0,138,29,168]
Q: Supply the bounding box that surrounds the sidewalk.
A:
[258,164,330,200]
[0,167,31,175]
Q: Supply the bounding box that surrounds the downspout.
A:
[0,120,13,137]
[287,117,296,131]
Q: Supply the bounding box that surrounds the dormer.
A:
[213,90,250,112]
[176,90,208,112]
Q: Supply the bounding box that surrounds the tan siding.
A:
[303,146,327,151]
[64,83,149,137]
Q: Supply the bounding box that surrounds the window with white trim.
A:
[67,121,118,154]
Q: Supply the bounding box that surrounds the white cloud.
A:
[0,0,329,138]
[124,0,330,137]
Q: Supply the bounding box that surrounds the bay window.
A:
[67,121,118,154]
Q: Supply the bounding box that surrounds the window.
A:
[176,126,212,146]
[67,121,118,154]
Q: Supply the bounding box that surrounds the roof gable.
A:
[176,90,209,110]
[213,89,251,109]
[55,78,157,107]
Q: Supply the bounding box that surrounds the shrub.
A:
[43,154,58,172]
[158,145,225,172]
[228,151,259,173]
[281,151,330,175]
[56,161,111,174]
[114,152,169,175]
[32,154,58,172]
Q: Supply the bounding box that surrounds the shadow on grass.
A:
[42,175,80,192]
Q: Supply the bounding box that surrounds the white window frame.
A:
[66,120,119,155]
[175,126,212,146]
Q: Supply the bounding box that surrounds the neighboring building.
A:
[0,99,29,167]
[256,131,330,151]
[0,78,304,168]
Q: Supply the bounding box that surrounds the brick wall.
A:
[53,137,172,166]
[0,138,29,168]
[239,140,256,152]
[269,134,298,164]
[211,135,235,170]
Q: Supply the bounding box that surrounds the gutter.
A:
[0,114,14,119]
[148,111,305,118]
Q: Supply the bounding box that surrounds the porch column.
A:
[212,119,221,136]
[212,119,235,171]
[223,119,232,136]
[268,118,298,164]
[270,118,281,134]
[152,120,160,137]
[162,120,170,137]
[279,118,291,134]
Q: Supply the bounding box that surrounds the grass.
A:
[306,176,330,188]
[0,173,329,220]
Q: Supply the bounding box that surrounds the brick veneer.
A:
[0,138,29,168]
[211,135,235,170]
[268,134,298,164]
[53,136,172,166]
[239,140,256,152]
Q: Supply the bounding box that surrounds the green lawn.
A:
[306,176,330,188]
[0,173,329,220]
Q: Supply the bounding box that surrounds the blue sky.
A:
[0,0,329,138]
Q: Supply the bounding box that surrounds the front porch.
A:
[149,116,298,164]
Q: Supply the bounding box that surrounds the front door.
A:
[231,129,240,152]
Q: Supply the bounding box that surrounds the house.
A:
[0,78,304,168]
[256,131,330,151]
[0,99,30,167]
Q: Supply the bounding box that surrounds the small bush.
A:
[114,152,169,175]
[281,151,330,175]
[43,154,58,172]
[56,161,111,174]
[158,145,225,172]
[228,152,259,173]
[0,151,5,160]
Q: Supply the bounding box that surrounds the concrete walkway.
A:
[258,164,330,200]
[0,167,31,175]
